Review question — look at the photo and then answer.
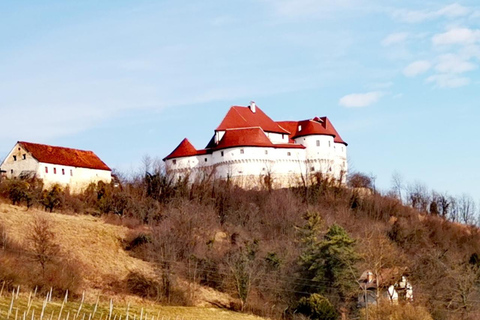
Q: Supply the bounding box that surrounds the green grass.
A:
[0,292,267,320]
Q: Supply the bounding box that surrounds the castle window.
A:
[287,152,291,156]
[62,169,65,175]
[329,141,331,147]
[316,140,320,147]
[23,154,26,160]
[13,155,17,161]
[172,160,177,165]
[53,168,57,174]
[70,169,73,176]
[240,149,244,154]
[10,169,13,174]
[205,158,208,162]
[45,167,48,174]
[221,151,224,157]
[265,150,268,155]
[311,167,315,172]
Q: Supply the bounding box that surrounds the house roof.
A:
[18,141,111,171]
[216,106,290,134]
[163,138,199,160]
[276,116,347,146]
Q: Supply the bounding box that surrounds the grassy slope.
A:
[0,202,265,319]
[0,295,265,320]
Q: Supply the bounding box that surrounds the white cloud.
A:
[382,32,408,46]
[403,60,432,77]
[436,3,470,18]
[338,91,383,108]
[432,27,480,46]
[435,54,477,74]
[393,3,470,23]
[426,74,470,88]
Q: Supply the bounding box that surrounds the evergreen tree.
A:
[298,212,358,306]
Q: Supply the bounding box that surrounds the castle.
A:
[163,102,347,188]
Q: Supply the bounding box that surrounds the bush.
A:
[296,293,338,320]
[361,303,433,320]
[126,271,161,300]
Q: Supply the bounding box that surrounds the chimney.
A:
[249,101,256,113]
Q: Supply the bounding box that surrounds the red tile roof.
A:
[216,127,273,149]
[19,141,111,171]
[216,106,290,134]
[164,107,345,160]
[276,116,347,146]
[321,117,347,145]
[164,138,199,160]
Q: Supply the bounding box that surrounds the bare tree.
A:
[28,215,60,277]
[407,181,430,212]
[391,171,404,203]
[458,194,476,225]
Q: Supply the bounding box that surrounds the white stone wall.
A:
[165,133,348,188]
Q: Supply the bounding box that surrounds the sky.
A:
[1,0,479,200]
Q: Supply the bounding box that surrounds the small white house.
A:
[0,141,112,193]
[163,102,348,188]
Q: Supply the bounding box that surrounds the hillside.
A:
[0,202,253,317]
[1,176,480,320]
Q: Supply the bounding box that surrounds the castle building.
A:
[0,141,112,193]
[163,102,347,188]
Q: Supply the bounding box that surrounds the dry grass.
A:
[0,203,237,309]
[0,203,155,292]
[0,292,268,320]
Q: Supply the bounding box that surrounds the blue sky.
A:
[1,0,479,200]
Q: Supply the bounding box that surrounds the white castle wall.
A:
[166,132,347,188]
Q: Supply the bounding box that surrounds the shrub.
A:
[360,303,433,320]
[126,271,161,300]
[296,293,338,320]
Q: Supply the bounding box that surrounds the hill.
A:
[1,175,480,320]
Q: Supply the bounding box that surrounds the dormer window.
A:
[298,125,302,131]
[13,155,17,161]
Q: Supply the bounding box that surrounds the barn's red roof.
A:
[216,106,290,134]
[163,138,199,160]
[18,141,111,171]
